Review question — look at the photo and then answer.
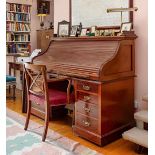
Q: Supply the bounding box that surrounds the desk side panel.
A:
[100,40,135,81]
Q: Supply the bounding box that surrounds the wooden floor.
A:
[6,89,146,155]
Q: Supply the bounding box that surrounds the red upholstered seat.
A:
[29,89,67,106]
[24,63,75,142]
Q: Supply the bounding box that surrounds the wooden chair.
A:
[24,63,74,141]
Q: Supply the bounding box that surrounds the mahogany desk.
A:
[8,62,23,77]
[22,36,137,146]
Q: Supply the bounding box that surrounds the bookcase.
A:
[6,2,31,54]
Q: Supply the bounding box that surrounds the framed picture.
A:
[91,26,97,33]
[57,20,70,37]
[121,22,132,33]
[37,0,50,14]
[70,25,78,36]
[80,28,87,36]
[99,30,105,36]
[95,30,100,36]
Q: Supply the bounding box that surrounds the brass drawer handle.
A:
[82,85,90,91]
[83,107,91,113]
[83,120,90,127]
[83,96,90,101]
[46,35,50,39]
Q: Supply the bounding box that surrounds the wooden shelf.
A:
[6,41,30,44]
[7,11,30,14]
[6,2,31,6]
[6,31,31,33]
[6,20,30,24]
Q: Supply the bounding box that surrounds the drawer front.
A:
[75,113,98,133]
[76,101,98,118]
[76,81,98,93]
[32,102,45,112]
[77,91,98,104]
[42,31,53,40]
[41,31,53,51]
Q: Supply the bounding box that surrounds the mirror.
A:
[70,0,133,27]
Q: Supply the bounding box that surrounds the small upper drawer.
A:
[77,91,98,104]
[76,81,99,93]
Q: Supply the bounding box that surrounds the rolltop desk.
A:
[23,35,137,146]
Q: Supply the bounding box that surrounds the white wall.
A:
[54,0,70,34]
[53,0,148,110]
[134,0,148,109]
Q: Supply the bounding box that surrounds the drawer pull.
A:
[83,96,90,101]
[46,35,50,39]
[83,107,91,113]
[82,85,90,91]
[36,103,40,105]
[83,120,90,127]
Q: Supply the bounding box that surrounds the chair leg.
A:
[42,105,49,142]
[72,108,75,126]
[8,85,11,94]
[24,100,31,130]
[136,145,144,154]
[13,85,16,101]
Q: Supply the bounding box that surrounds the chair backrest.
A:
[24,63,49,104]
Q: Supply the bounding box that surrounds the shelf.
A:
[6,31,31,33]
[6,20,30,24]
[7,11,30,14]
[6,52,27,55]
[6,2,31,6]
[6,41,30,44]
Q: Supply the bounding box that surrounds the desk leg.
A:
[22,72,27,113]
[8,64,12,93]
[9,64,11,75]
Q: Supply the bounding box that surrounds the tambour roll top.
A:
[33,36,136,81]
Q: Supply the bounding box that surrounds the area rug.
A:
[6,109,102,155]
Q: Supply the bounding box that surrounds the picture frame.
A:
[99,30,105,36]
[57,20,70,37]
[80,28,87,36]
[121,22,132,33]
[70,25,78,37]
[90,26,97,33]
[95,30,100,36]
[37,0,50,14]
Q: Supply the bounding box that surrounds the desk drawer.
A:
[76,81,98,93]
[76,101,98,119]
[77,92,98,104]
[76,113,98,133]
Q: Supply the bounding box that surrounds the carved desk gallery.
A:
[22,36,137,146]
